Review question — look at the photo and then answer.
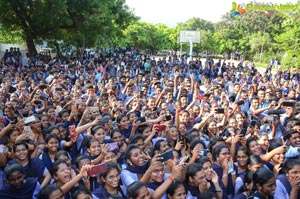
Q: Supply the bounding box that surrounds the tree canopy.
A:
[1,1,300,68]
[0,0,136,54]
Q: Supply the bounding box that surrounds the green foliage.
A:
[0,0,136,54]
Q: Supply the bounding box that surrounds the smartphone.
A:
[179,134,185,142]
[39,84,48,89]
[140,91,144,96]
[108,142,119,152]
[11,117,18,124]
[179,155,190,164]
[240,128,247,136]
[228,162,234,174]
[152,107,158,112]
[159,150,174,162]
[196,94,204,100]
[236,100,245,106]
[135,117,146,123]
[216,108,225,114]
[33,100,42,105]
[267,115,274,122]
[282,101,295,107]
[55,87,62,91]
[155,125,166,132]
[250,120,257,127]
[40,93,49,99]
[69,125,76,140]
[0,145,3,153]
[87,163,107,176]
[220,128,229,137]
[0,110,3,117]
[24,116,36,124]
[24,126,32,138]
[198,149,209,156]
[165,115,172,121]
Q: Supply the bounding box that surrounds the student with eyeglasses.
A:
[6,141,51,188]
[0,163,41,199]
[92,162,126,199]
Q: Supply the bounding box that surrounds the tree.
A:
[0,0,135,55]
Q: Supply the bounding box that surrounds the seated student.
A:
[166,180,187,199]
[0,163,41,199]
[274,158,300,199]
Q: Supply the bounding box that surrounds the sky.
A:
[125,0,298,27]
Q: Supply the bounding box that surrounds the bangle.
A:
[215,189,222,192]
[168,175,175,183]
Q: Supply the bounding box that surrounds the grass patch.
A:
[255,62,268,69]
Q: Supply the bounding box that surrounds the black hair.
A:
[74,154,90,169]
[116,112,127,123]
[198,191,217,199]
[4,163,25,179]
[13,141,29,153]
[186,163,203,181]
[235,146,250,161]
[100,162,121,179]
[208,136,224,153]
[87,138,100,149]
[212,144,229,162]
[268,139,282,152]
[190,139,206,151]
[166,180,185,197]
[54,150,71,162]
[280,158,300,175]
[38,184,63,199]
[153,139,168,154]
[72,186,92,199]
[91,125,104,135]
[47,125,59,134]
[283,129,300,141]
[197,156,211,166]
[137,124,151,135]
[253,167,274,189]
[124,144,140,161]
[128,134,144,146]
[45,133,60,143]
[50,160,68,177]
[236,171,255,195]
[246,136,258,151]
[110,128,122,138]
[249,155,263,167]
[127,181,146,199]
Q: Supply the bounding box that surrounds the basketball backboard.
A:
[179,31,201,43]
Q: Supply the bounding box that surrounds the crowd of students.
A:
[0,47,299,199]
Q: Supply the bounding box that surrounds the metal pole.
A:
[259,24,266,63]
[189,39,193,62]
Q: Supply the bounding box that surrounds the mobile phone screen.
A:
[159,150,174,162]
[87,163,107,176]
